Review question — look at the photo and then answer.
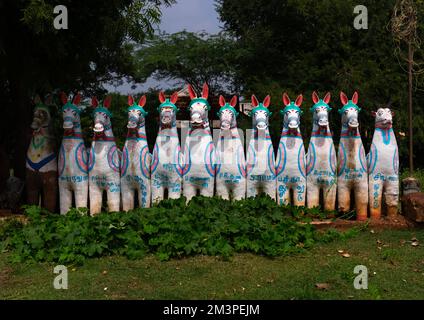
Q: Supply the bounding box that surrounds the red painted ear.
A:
[230,95,238,107]
[312,91,319,104]
[138,95,146,107]
[159,91,166,103]
[295,94,303,107]
[128,95,134,106]
[263,95,271,108]
[352,91,359,104]
[201,83,209,99]
[219,95,226,107]
[391,111,395,117]
[170,91,178,104]
[187,84,197,99]
[371,111,377,117]
[91,96,99,108]
[282,93,290,106]
[323,92,331,104]
[103,96,112,109]
[60,92,68,105]
[251,95,259,107]
[340,92,348,105]
[73,93,81,105]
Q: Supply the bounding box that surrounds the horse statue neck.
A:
[341,123,361,138]
[63,119,83,140]
[93,124,115,142]
[126,122,147,141]
[373,125,396,146]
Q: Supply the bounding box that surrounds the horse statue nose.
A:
[318,118,328,127]
[127,121,137,129]
[288,120,299,129]
[94,122,104,132]
[191,113,202,123]
[63,121,73,129]
[348,119,359,128]
[256,121,267,130]
[221,120,231,130]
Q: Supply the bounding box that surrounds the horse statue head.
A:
[60,92,82,135]
[187,83,211,129]
[281,93,303,133]
[217,95,238,130]
[158,91,179,129]
[31,94,53,132]
[126,95,148,129]
[372,106,394,129]
[339,91,361,131]
[91,95,113,137]
[311,91,332,132]
[250,95,272,131]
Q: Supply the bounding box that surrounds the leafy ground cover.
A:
[0,228,422,299]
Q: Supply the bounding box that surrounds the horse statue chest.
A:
[59,138,88,181]
[369,128,398,178]
[338,136,367,183]
[26,129,57,172]
[90,141,121,184]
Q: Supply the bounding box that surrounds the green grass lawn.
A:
[0,228,423,300]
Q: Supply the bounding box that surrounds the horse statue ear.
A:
[371,111,377,117]
[158,91,166,103]
[295,94,303,107]
[60,92,68,105]
[352,91,359,104]
[263,95,271,108]
[138,95,146,107]
[91,96,99,108]
[323,92,331,104]
[103,96,112,109]
[312,91,319,104]
[44,94,53,106]
[230,95,238,107]
[187,84,197,99]
[170,91,179,104]
[251,95,259,107]
[201,83,209,99]
[34,94,42,105]
[282,93,290,107]
[219,95,226,107]
[72,93,81,105]
[128,95,134,106]
[340,91,349,105]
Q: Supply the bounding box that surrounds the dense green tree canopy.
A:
[216,0,424,169]
[0,0,174,179]
[134,31,238,95]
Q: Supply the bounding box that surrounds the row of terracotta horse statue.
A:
[26,84,399,220]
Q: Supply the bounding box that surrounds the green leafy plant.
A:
[0,195,362,265]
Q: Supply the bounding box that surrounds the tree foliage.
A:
[0,0,174,179]
[217,0,424,169]
[134,31,238,95]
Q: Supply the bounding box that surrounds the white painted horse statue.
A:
[26,94,58,212]
[58,92,88,214]
[88,96,121,215]
[276,93,306,206]
[368,106,399,219]
[121,95,151,210]
[151,91,183,203]
[306,92,337,211]
[215,95,246,200]
[182,83,216,201]
[246,95,276,200]
[337,92,368,220]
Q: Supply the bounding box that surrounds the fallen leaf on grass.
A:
[315,283,330,290]
[412,241,419,247]
[102,270,107,275]
[341,253,351,258]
